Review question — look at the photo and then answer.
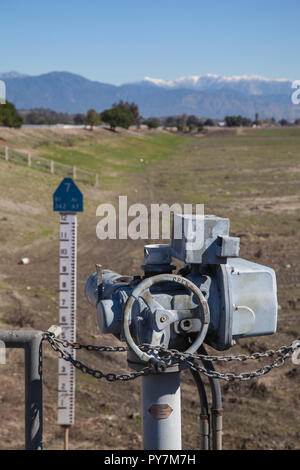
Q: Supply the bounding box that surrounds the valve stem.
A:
[95,264,103,302]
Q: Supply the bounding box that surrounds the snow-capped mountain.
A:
[1,71,299,120]
[0,71,29,80]
[140,74,293,96]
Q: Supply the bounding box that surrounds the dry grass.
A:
[0,126,299,450]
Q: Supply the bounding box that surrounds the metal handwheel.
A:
[122,273,210,364]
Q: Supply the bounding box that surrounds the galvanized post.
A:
[95,174,99,187]
[28,153,31,167]
[141,372,181,450]
[50,160,55,174]
[0,330,43,450]
[24,332,43,450]
[73,166,76,179]
[5,146,8,161]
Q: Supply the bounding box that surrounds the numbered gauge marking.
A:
[57,213,77,426]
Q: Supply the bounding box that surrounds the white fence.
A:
[0,145,99,186]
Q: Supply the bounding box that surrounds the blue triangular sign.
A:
[53,178,83,212]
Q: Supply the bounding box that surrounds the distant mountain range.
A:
[1,71,299,120]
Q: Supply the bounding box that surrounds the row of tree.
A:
[21,108,74,125]
[224,115,300,128]
[85,101,140,130]
[18,101,140,131]
[1,100,300,130]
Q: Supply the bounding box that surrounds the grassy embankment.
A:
[0,126,299,449]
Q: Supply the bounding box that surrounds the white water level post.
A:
[53,177,83,440]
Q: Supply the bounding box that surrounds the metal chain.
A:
[43,332,152,382]
[43,331,300,383]
[141,343,299,381]
[177,350,294,382]
[143,343,299,363]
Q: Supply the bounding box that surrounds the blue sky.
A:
[1,0,299,84]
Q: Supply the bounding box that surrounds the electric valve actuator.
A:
[85,214,277,364]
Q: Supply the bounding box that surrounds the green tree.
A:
[187,115,200,127]
[225,116,241,127]
[85,109,100,130]
[74,113,86,125]
[188,123,197,132]
[225,115,253,127]
[176,115,187,132]
[101,106,133,131]
[144,117,160,129]
[112,100,140,127]
[0,101,23,128]
[204,118,215,127]
[23,108,73,125]
[25,111,46,124]
[164,116,178,127]
[279,119,291,126]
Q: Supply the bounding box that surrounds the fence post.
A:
[73,166,76,179]
[5,146,8,161]
[95,174,99,187]
[28,153,31,167]
[50,160,54,174]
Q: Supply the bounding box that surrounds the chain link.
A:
[43,332,151,382]
[43,331,300,383]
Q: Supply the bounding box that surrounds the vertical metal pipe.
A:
[95,264,103,301]
[199,345,223,450]
[24,333,43,450]
[211,409,223,450]
[142,372,181,450]
[0,330,44,450]
[190,369,210,450]
[200,412,210,450]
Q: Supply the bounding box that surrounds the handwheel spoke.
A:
[166,306,201,322]
[139,287,164,312]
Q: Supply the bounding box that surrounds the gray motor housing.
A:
[185,258,277,350]
[85,214,278,351]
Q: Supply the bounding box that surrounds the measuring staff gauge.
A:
[53,178,83,426]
